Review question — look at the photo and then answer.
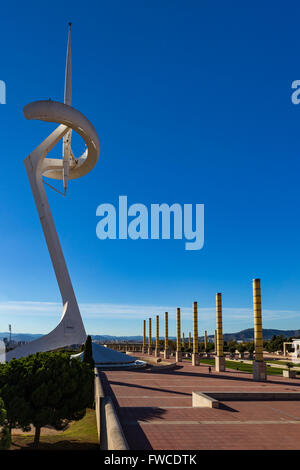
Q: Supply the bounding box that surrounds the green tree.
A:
[83,335,95,368]
[236,343,247,354]
[227,341,237,355]
[206,342,214,352]
[236,343,247,358]
[246,342,255,357]
[237,343,247,353]
[0,352,94,448]
[0,397,5,429]
[0,358,31,435]
[0,397,10,450]
[265,335,286,353]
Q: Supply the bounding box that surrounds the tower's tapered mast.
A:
[63,22,73,195]
[64,23,72,106]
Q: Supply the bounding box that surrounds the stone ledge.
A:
[283,369,297,378]
[192,392,220,408]
[192,391,300,408]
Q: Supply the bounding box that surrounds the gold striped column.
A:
[216,293,223,357]
[155,315,160,357]
[252,279,266,381]
[182,332,185,348]
[176,308,182,362]
[215,293,225,371]
[148,318,152,355]
[253,279,263,361]
[214,329,217,353]
[192,301,199,365]
[164,312,169,359]
[188,332,191,350]
[143,320,146,353]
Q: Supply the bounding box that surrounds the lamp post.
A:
[164,312,169,359]
[155,315,160,357]
[192,302,199,366]
[176,308,182,362]
[142,320,146,353]
[148,318,152,355]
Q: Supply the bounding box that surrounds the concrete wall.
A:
[94,368,129,450]
[94,368,104,445]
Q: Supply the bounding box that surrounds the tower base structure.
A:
[215,356,225,372]
[175,351,182,362]
[148,348,152,355]
[192,353,199,366]
[71,342,146,369]
[154,349,160,357]
[6,301,86,361]
[253,361,267,381]
[164,349,169,359]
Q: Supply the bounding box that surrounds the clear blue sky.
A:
[0,0,300,336]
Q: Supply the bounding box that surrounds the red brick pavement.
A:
[100,358,300,450]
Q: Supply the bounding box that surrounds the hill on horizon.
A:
[92,328,300,342]
[218,328,300,342]
[1,327,299,343]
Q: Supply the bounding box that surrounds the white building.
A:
[291,339,300,363]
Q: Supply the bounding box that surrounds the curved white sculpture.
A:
[7,25,99,360]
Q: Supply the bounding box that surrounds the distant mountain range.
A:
[220,328,300,342]
[1,328,299,343]
[0,332,43,342]
[92,328,300,342]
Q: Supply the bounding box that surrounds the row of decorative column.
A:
[141,279,266,381]
[143,307,211,362]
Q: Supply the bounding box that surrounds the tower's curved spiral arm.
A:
[23,99,100,181]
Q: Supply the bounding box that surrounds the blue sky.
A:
[0,1,300,336]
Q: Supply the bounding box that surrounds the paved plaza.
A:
[100,358,300,450]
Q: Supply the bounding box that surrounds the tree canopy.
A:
[237,343,247,353]
[0,397,10,449]
[83,335,95,368]
[265,335,286,353]
[0,351,94,447]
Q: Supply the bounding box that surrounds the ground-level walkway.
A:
[100,358,300,450]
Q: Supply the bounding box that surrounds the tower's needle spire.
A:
[63,22,72,196]
[64,22,72,106]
